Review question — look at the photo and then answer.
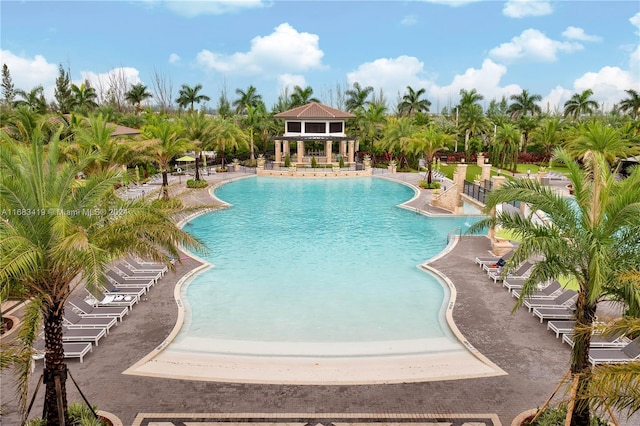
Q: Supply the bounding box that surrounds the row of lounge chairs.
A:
[474,253,640,365]
[33,257,170,363]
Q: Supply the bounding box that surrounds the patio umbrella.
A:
[176,155,196,162]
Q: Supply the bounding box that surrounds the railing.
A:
[463,180,488,204]
[446,226,463,244]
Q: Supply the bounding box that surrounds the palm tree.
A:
[381,116,416,167]
[70,82,99,112]
[125,83,153,114]
[618,89,640,119]
[516,115,539,153]
[354,103,387,162]
[458,88,484,111]
[508,89,542,119]
[212,116,248,167]
[14,86,47,113]
[243,103,268,160]
[181,111,215,180]
[142,118,192,199]
[176,83,210,112]
[470,149,640,425]
[410,124,454,184]
[0,128,201,425]
[233,85,262,115]
[564,120,637,165]
[563,89,599,120]
[489,123,520,171]
[458,103,490,154]
[398,86,431,117]
[289,85,319,108]
[532,117,566,157]
[345,82,374,113]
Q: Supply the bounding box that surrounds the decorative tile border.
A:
[132,412,501,426]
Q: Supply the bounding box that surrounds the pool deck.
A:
[0,171,620,425]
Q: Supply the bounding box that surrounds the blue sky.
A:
[1,0,639,112]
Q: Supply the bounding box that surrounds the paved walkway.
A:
[0,171,619,425]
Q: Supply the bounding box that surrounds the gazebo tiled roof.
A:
[274,102,355,119]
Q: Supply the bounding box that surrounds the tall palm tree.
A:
[176,83,210,112]
[142,118,192,199]
[410,124,454,184]
[381,116,416,167]
[563,120,637,165]
[125,83,153,114]
[508,89,542,119]
[354,103,387,161]
[618,89,640,119]
[458,88,484,111]
[14,86,47,113]
[516,114,540,153]
[345,82,374,113]
[470,149,640,425]
[563,89,599,120]
[212,116,248,167]
[458,103,490,154]
[243,103,268,160]
[0,128,201,425]
[233,85,262,115]
[532,117,566,157]
[70,82,99,112]
[489,123,520,171]
[398,86,431,117]
[181,111,215,180]
[289,85,320,108]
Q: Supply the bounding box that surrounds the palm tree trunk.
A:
[250,130,255,161]
[43,302,70,425]
[569,293,596,426]
[195,153,201,181]
[162,170,169,200]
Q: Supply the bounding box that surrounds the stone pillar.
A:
[325,141,332,164]
[537,170,548,185]
[340,141,346,158]
[453,164,467,214]
[274,140,282,163]
[476,154,485,167]
[348,140,355,164]
[297,141,304,165]
[487,176,507,240]
[284,141,290,158]
[480,164,492,185]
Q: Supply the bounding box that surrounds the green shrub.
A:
[150,198,183,210]
[311,157,318,168]
[527,405,608,426]
[186,179,208,188]
[284,154,291,167]
[419,180,441,189]
[25,402,109,426]
[339,156,345,168]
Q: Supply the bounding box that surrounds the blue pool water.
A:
[173,177,481,356]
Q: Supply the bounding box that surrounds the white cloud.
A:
[347,56,431,102]
[573,66,639,109]
[162,0,266,17]
[489,29,583,63]
[503,0,552,18]
[401,15,418,26]
[541,86,572,114]
[80,67,142,102]
[562,26,602,42]
[630,12,640,34]
[168,53,181,64]
[278,74,306,91]
[0,50,57,98]
[196,23,324,76]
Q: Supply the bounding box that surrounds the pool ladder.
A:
[446,226,462,244]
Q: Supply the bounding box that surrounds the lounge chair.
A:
[524,290,578,312]
[111,263,162,282]
[86,288,139,309]
[488,261,534,283]
[61,325,107,346]
[33,341,92,363]
[69,296,128,321]
[100,281,147,299]
[104,270,154,291]
[123,257,168,275]
[563,330,629,348]
[547,320,576,338]
[502,277,526,293]
[512,280,562,299]
[588,336,640,365]
[532,306,575,323]
[64,310,116,333]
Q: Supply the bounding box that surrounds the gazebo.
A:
[273,102,357,166]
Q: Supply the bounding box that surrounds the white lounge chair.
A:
[33,340,92,363]
[563,330,629,348]
[69,296,128,322]
[532,306,575,323]
[589,336,640,365]
[61,325,106,346]
[547,320,576,338]
[524,290,577,312]
[512,280,562,299]
[488,261,534,283]
[64,310,116,333]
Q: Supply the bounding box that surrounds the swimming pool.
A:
[169,177,482,358]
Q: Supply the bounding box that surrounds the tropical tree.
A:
[618,89,640,119]
[53,64,73,114]
[212,116,248,167]
[458,88,484,111]
[564,120,637,165]
[564,89,599,120]
[381,116,416,167]
[508,89,542,119]
[353,103,387,161]
[2,63,16,107]
[345,82,374,113]
[233,85,262,115]
[181,111,215,180]
[69,81,99,112]
[516,115,540,153]
[531,117,566,157]
[176,83,210,112]
[0,128,201,425]
[142,118,192,199]
[125,83,153,114]
[289,85,320,108]
[243,103,268,160]
[14,86,47,113]
[458,103,490,154]
[410,124,454,184]
[470,149,640,425]
[488,123,520,171]
[398,86,431,117]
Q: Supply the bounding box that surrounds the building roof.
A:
[274,102,355,119]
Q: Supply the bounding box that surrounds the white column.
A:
[275,140,282,163]
[325,141,333,164]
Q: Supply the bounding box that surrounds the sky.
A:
[1,0,639,113]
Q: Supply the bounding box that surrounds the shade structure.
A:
[176,155,196,162]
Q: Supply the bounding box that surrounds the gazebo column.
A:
[325,141,332,164]
[284,140,290,160]
[340,141,346,159]
[348,140,355,163]
[274,140,282,163]
[297,141,304,165]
